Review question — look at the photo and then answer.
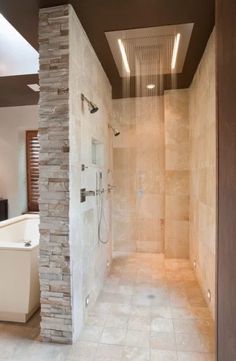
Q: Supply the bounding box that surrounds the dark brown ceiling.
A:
[0,0,215,106]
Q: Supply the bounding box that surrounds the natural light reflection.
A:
[0,13,38,76]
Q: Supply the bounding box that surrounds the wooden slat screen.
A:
[26,130,39,212]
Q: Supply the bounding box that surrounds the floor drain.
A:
[148,294,155,299]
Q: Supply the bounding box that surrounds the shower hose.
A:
[97,171,109,245]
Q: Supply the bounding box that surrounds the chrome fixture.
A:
[109,124,120,136]
[85,295,90,308]
[81,93,99,114]
[81,164,88,171]
[57,87,69,95]
[24,240,32,247]
[97,171,109,245]
[80,188,96,203]
[107,184,116,193]
[207,289,212,302]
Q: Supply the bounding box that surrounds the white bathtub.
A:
[0,214,40,322]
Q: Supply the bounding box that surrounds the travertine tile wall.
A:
[112,92,189,258]
[164,90,190,258]
[69,6,112,339]
[39,4,112,343]
[112,97,165,253]
[113,90,189,258]
[189,30,216,318]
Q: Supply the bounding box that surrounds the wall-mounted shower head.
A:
[81,93,99,114]
[109,125,120,137]
[88,102,99,114]
[112,128,120,136]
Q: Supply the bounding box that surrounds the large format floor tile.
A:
[0,252,215,361]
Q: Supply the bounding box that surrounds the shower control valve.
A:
[80,188,96,203]
[107,184,116,193]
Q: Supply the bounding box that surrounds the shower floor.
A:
[0,253,215,361]
[80,253,215,361]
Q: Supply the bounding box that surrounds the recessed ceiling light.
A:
[171,33,181,70]
[146,84,155,90]
[27,84,40,92]
[118,39,130,74]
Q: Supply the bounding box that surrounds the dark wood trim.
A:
[26,130,39,212]
[0,0,214,105]
[216,0,236,359]
[0,199,8,221]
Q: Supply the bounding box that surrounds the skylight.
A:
[0,13,39,77]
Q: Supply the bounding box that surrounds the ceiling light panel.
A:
[171,33,181,70]
[118,39,130,74]
[0,13,38,77]
[105,24,193,78]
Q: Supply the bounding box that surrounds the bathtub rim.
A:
[0,213,39,250]
[0,213,39,229]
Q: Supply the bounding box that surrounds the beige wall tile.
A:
[166,144,190,171]
[166,220,189,244]
[137,241,162,253]
[137,218,163,243]
[166,196,189,221]
[112,218,138,243]
[113,90,191,258]
[166,171,190,196]
[164,90,189,122]
[164,90,190,259]
[165,221,189,258]
[113,148,136,172]
[189,30,216,318]
[113,170,136,193]
[137,194,165,220]
[112,97,165,253]
[165,118,189,145]
[165,238,189,259]
[136,171,164,194]
[137,148,164,171]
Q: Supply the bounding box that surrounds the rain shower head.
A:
[81,93,99,114]
[109,125,120,136]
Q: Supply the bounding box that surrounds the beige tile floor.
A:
[0,252,215,361]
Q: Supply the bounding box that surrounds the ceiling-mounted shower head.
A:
[81,93,99,114]
[109,125,120,136]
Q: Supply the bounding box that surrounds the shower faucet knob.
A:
[81,164,88,171]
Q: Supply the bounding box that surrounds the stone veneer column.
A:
[38,5,72,343]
